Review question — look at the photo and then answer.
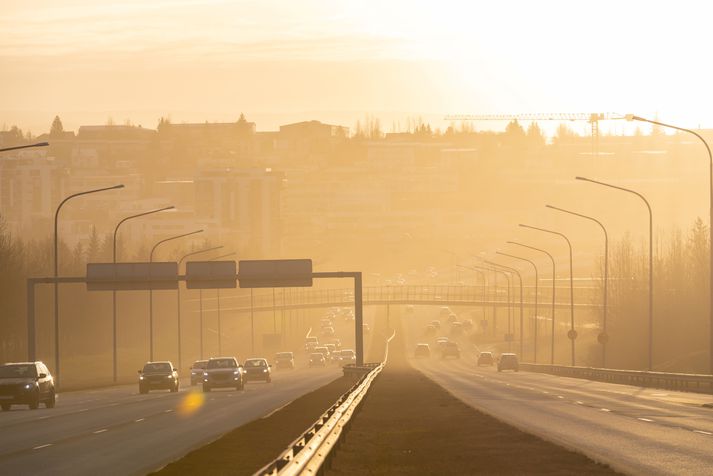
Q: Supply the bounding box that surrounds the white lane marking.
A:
[164,409,173,413]
[600,408,611,412]
[107,403,119,407]
[93,429,108,434]
[78,408,89,413]
[33,444,52,450]
[693,430,713,435]
[557,395,565,399]
[575,401,584,405]
[135,418,145,422]
[542,391,549,394]
[637,418,654,422]
[37,416,50,420]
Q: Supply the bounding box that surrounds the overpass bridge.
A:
[194,284,602,314]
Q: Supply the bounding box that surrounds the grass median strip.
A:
[150,375,354,476]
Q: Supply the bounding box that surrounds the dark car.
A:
[203,357,244,392]
[190,360,208,385]
[441,341,461,359]
[414,343,431,358]
[243,358,272,383]
[498,353,519,372]
[477,352,494,366]
[0,362,55,411]
[138,361,179,394]
[338,349,356,366]
[275,352,295,369]
[309,353,326,367]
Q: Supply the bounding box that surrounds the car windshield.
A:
[0,364,37,378]
[502,355,517,362]
[341,350,355,357]
[191,361,208,369]
[245,359,266,368]
[276,353,293,359]
[310,354,323,360]
[208,358,237,369]
[143,362,171,373]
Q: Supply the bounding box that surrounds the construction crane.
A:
[443,112,623,158]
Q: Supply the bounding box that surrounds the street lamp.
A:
[520,224,577,366]
[547,204,609,367]
[149,229,204,361]
[111,205,174,382]
[506,242,556,364]
[208,252,237,356]
[485,260,524,357]
[626,114,713,374]
[461,263,489,326]
[54,184,124,386]
[577,176,654,370]
[0,142,49,153]
[496,251,539,362]
[177,245,223,369]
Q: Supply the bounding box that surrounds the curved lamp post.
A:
[485,260,523,355]
[520,224,577,366]
[626,114,713,373]
[577,176,654,370]
[507,241,556,364]
[149,229,204,361]
[111,205,174,382]
[547,204,609,367]
[496,251,538,363]
[54,184,124,386]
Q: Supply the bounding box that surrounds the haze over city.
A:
[2,2,713,475]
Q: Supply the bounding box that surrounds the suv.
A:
[190,360,208,385]
[309,353,326,367]
[414,343,431,358]
[243,358,272,383]
[0,362,55,411]
[305,336,319,352]
[477,352,494,366]
[441,341,461,359]
[203,357,244,392]
[275,352,295,369]
[138,361,179,394]
[498,353,519,372]
[338,349,356,366]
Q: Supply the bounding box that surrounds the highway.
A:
[0,366,341,475]
[404,316,713,475]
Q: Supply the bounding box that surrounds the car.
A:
[439,306,451,318]
[320,318,334,328]
[275,352,295,369]
[203,357,244,392]
[477,352,494,366]
[450,322,464,336]
[243,358,272,383]
[139,361,179,394]
[463,319,474,330]
[321,326,335,337]
[305,336,319,352]
[435,336,449,349]
[498,353,519,372]
[338,349,356,366]
[441,341,461,359]
[424,324,436,336]
[447,313,458,324]
[326,338,342,349]
[190,360,208,385]
[309,353,327,367]
[314,346,331,361]
[414,343,431,358]
[0,361,55,411]
[325,344,340,363]
[430,320,441,329]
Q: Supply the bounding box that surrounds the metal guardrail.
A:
[520,363,713,394]
[256,331,396,476]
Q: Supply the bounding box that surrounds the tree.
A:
[526,122,545,146]
[86,226,101,263]
[50,116,64,137]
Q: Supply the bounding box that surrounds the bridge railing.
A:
[214,284,599,311]
[519,363,713,394]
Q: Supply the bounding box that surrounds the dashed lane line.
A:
[135,418,145,422]
[637,418,654,422]
[32,444,52,450]
[693,430,712,435]
[93,429,108,434]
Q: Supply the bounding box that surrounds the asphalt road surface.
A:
[0,366,341,475]
[407,337,713,475]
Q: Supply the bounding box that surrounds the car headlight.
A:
[139,375,144,380]
[233,370,241,375]
[24,383,35,390]
[262,369,267,373]
[203,372,209,377]
[166,375,174,379]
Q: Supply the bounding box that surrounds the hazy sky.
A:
[2,0,713,132]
